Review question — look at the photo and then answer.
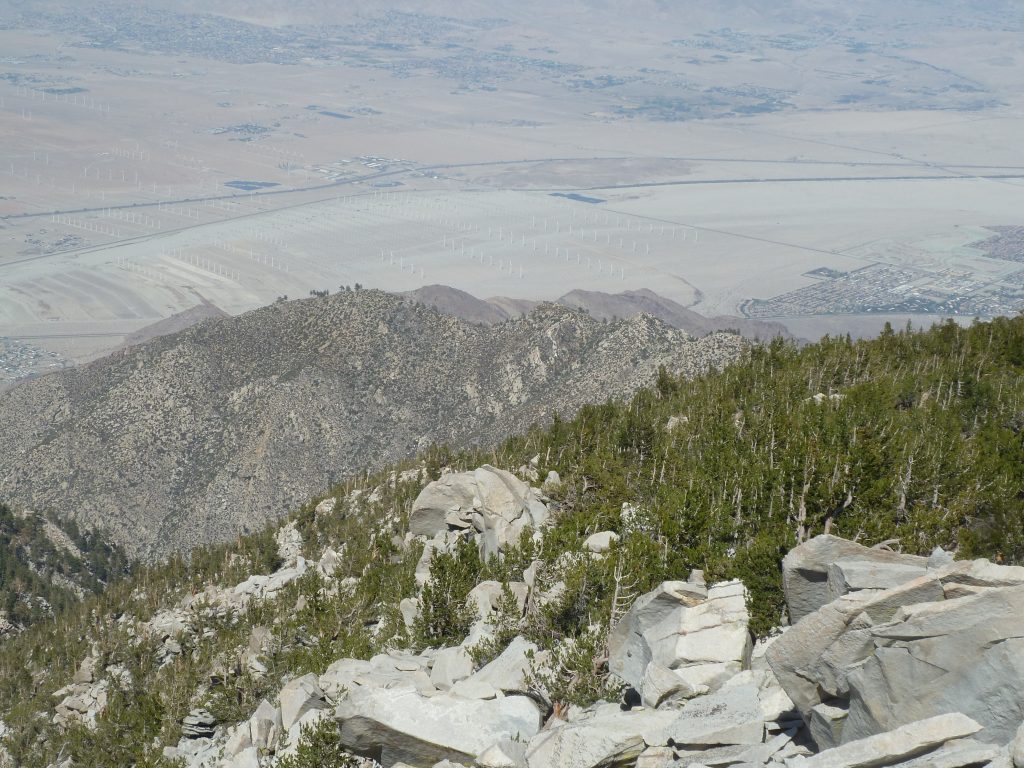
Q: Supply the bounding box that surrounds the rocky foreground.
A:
[0,289,743,559]
[34,464,1024,768]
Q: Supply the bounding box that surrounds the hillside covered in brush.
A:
[0,289,743,560]
[0,503,128,638]
[1,315,1022,766]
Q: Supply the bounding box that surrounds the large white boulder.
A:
[782,535,928,623]
[470,636,538,695]
[642,682,766,748]
[766,574,945,715]
[607,581,708,689]
[279,673,329,732]
[843,585,1024,744]
[790,713,982,768]
[525,707,678,768]
[336,685,541,767]
[409,466,548,560]
[608,579,750,704]
[583,531,619,554]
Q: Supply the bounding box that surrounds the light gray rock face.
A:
[809,702,849,751]
[411,466,529,536]
[410,474,480,537]
[608,579,749,704]
[772,534,1024,754]
[249,699,283,750]
[279,673,328,732]
[844,586,1024,745]
[524,708,678,768]
[781,535,928,623]
[410,466,550,561]
[790,712,982,768]
[471,636,538,695]
[766,575,945,716]
[643,683,766,748]
[430,646,474,691]
[319,658,373,701]
[583,531,619,553]
[335,685,541,767]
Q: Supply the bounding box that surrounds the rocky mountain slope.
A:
[402,285,792,341]
[0,502,128,638]
[0,289,743,559]
[0,314,1023,767]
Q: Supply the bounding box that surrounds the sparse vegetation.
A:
[1,315,1023,764]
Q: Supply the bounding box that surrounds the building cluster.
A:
[744,262,1024,319]
[0,338,67,389]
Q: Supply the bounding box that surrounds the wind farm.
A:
[2,0,1024,382]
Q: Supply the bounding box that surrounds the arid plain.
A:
[2,0,1023,384]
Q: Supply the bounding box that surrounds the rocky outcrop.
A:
[769,534,1024,761]
[608,577,751,702]
[39,496,1024,768]
[410,466,549,560]
[0,291,744,559]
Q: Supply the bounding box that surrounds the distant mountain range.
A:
[0,289,744,559]
[401,285,792,341]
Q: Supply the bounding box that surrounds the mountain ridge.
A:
[401,284,792,341]
[0,289,744,559]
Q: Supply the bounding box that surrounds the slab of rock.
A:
[790,712,982,768]
[525,707,678,768]
[887,738,1000,768]
[643,683,765,748]
[181,708,216,739]
[782,536,928,623]
[450,677,499,700]
[608,579,722,694]
[826,559,927,602]
[471,636,538,695]
[635,745,676,768]
[337,686,541,766]
[249,699,283,749]
[279,673,329,731]
[640,661,706,708]
[583,531,619,553]
[225,745,260,768]
[319,658,373,701]
[431,646,474,691]
[476,738,527,768]
[844,586,1024,744]
[809,702,849,751]
[767,575,945,716]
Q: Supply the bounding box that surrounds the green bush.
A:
[276,717,360,768]
[413,539,482,649]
